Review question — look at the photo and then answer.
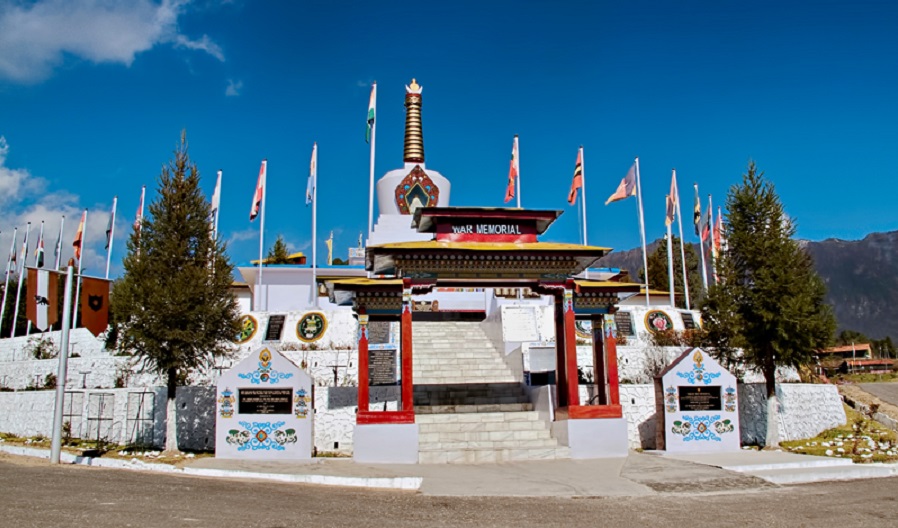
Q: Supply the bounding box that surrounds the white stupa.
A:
[367,79,451,246]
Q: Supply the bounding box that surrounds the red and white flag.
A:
[605,163,637,205]
[134,186,145,233]
[250,160,266,221]
[504,136,519,203]
[26,268,59,331]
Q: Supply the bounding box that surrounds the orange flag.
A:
[73,210,86,260]
[80,276,111,337]
[567,148,583,205]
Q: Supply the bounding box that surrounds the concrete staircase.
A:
[412,321,569,464]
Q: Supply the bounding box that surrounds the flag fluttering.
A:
[211,170,222,219]
[53,217,63,269]
[605,163,637,205]
[6,228,17,275]
[504,136,519,203]
[250,161,266,221]
[568,148,583,205]
[105,199,115,251]
[693,184,701,236]
[26,268,58,331]
[700,205,711,242]
[34,227,44,268]
[366,83,377,144]
[80,276,111,337]
[325,231,333,266]
[73,210,86,260]
[134,186,145,233]
[712,206,723,259]
[306,144,317,206]
[665,171,679,227]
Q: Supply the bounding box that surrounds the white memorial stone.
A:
[215,346,313,460]
[501,306,540,342]
[660,348,740,453]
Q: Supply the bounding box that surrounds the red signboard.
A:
[435,221,538,243]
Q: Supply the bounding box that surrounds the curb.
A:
[0,445,422,491]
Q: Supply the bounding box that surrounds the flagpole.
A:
[136,185,146,258]
[311,144,318,308]
[516,136,521,209]
[673,171,690,310]
[580,146,588,247]
[54,216,65,270]
[26,221,46,335]
[212,170,222,240]
[72,210,87,330]
[368,82,376,241]
[634,158,649,307]
[105,196,116,280]
[0,227,17,336]
[50,265,74,464]
[696,184,709,291]
[258,161,267,312]
[11,222,30,338]
[666,216,675,307]
[708,194,717,285]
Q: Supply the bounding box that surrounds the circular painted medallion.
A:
[645,310,674,333]
[235,315,258,344]
[297,312,327,342]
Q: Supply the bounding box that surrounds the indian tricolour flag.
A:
[366,82,376,144]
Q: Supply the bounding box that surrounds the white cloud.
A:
[0,0,224,83]
[0,136,112,277]
[225,78,242,97]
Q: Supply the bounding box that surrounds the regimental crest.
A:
[296,312,327,343]
[394,165,439,215]
[218,388,235,419]
[87,294,103,312]
[235,315,258,344]
[294,388,311,419]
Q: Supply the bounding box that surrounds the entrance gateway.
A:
[330,206,640,463]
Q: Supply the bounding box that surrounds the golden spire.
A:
[404,78,424,163]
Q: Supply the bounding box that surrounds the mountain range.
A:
[597,231,898,340]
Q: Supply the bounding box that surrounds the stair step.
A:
[418,447,571,464]
[415,403,534,414]
[419,438,559,450]
[415,410,541,423]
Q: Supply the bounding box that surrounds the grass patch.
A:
[780,404,898,463]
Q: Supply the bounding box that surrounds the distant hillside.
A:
[598,231,898,340]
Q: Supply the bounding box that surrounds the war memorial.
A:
[0,79,847,464]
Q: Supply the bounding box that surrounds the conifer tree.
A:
[111,133,240,452]
[701,162,835,447]
[266,235,291,264]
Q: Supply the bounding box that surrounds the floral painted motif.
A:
[563,289,574,313]
[227,421,291,451]
[671,415,735,442]
[665,386,678,413]
[218,387,235,419]
[676,350,721,385]
[644,310,673,333]
[724,386,737,412]
[238,348,294,385]
[603,314,617,339]
[294,388,311,419]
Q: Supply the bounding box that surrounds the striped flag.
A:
[605,163,637,205]
[73,210,86,260]
[504,135,519,203]
[366,83,376,144]
[567,148,583,205]
[6,229,17,275]
[250,161,266,220]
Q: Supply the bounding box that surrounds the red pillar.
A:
[401,280,414,414]
[357,310,370,415]
[553,290,569,407]
[562,284,580,407]
[604,314,621,406]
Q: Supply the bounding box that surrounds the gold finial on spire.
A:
[404,78,424,163]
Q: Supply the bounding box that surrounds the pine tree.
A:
[111,133,240,452]
[641,235,703,308]
[266,235,291,264]
[701,161,835,447]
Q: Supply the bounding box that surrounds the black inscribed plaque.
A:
[265,315,286,341]
[681,312,696,330]
[369,349,397,386]
[615,311,634,336]
[367,321,390,344]
[678,386,722,412]
[238,388,292,414]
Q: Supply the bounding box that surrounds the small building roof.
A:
[250,251,307,265]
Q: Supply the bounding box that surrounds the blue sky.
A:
[1,0,896,278]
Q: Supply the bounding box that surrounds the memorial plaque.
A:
[238,388,292,414]
[265,314,286,341]
[369,349,397,385]
[614,311,634,336]
[368,321,391,344]
[677,386,722,412]
[502,307,540,342]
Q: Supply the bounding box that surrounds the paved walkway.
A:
[3,444,896,496]
[858,381,898,407]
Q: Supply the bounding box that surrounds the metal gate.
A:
[86,393,115,446]
[63,391,84,439]
[125,392,155,447]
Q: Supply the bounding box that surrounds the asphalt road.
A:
[1,455,897,527]
[859,382,898,407]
